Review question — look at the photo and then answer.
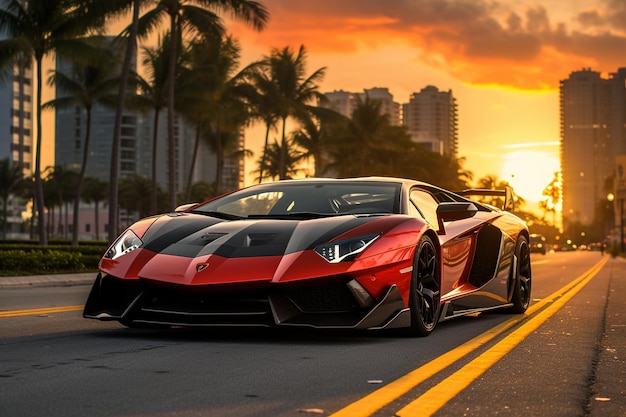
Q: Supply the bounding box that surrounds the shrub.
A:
[0,244,106,276]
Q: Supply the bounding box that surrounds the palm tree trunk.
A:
[279,116,287,179]
[258,123,270,183]
[2,196,7,239]
[72,108,92,246]
[94,199,100,240]
[109,0,139,243]
[150,108,160,215]
[57,198,63,237]
[34,56,46,246]
[185,121,202,202]
[65,200,69,238]
[214,130,224,194]
[167,13,178,211]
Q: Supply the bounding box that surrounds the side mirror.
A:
[436,202,478,235]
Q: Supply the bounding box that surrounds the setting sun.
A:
[500,148,560,210]
[34,0,626,222]
[225,0,625,219]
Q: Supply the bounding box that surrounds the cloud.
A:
[231,0,626,90]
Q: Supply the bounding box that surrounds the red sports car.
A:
[84,177,531,336]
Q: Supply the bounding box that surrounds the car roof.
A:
[255,176,425,187]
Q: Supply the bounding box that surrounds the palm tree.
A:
[291,106,343,177]
[0,158,25,238]
[131,33,173,215]
[180,35,258,195]
[262,45,326,179]
[475,174,525,209]
[42,166,78,238]
[109,0,142,243]
[0,0,111,245]
[253,139,304,181]
[542,171,561,226]
[44,37,120,246]
[248,68,280,183]
[181,181,214,204]
[82,177,108,240]
[119,174,152,221]
[326,95,390,177]
[137,0,269,210]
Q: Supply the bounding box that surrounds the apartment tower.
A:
[402,86,458,157]
[559,68,626,228]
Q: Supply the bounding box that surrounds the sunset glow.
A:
[223,0,626,214]
[36,0,626,217]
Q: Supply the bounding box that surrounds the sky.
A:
[222,0,626,213]
[39,0,626,215]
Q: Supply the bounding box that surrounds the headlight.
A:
[315,233,380,263]
[105,230,143,260]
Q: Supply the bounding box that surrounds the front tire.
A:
[509,235,532,313]
[408,235,441,337]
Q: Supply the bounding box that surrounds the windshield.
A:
[192,182,401,218]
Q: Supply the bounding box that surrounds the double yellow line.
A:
[0,305,83,318]
[1,257,608,416]
[330,256,608,417]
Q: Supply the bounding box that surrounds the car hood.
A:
[101,212,405,286]
[141,212,384,257]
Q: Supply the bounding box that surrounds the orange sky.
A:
[223,0,626,213]
[39,0,626,215]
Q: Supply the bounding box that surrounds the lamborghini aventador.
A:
[84,177,531,336]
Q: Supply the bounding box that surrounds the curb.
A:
[0,272,96,289]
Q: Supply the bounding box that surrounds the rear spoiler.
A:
[458,186,515,212]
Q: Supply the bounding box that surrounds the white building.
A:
[402,86,458,157]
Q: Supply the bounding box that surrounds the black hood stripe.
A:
[141,213,382,259]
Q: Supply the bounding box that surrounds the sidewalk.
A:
[589,257,626,416]
[0,272,96,288]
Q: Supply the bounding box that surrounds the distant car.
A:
[84,177,531,337]
[529,234,547,254]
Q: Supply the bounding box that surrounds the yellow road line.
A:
[330,257,608,417]
[0,305,83,318]
[396,256,608,416]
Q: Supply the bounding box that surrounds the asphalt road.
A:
[0,251,624,417]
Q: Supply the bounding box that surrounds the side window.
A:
[410,189,440,227]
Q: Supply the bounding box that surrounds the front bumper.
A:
[83,273,410,331]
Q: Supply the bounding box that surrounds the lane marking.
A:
[330,257,608,417]
[396,256,608,416]
[0,305,83,318]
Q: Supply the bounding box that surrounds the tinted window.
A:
[195,182,401,217]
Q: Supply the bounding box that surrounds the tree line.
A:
[0,0,564,247]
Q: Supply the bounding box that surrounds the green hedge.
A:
[0,243,108,276]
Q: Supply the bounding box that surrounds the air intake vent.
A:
[200,232,226,243]
[246,233,277,247]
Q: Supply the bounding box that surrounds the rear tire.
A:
[509,235,532,313]
[408,235,441,337]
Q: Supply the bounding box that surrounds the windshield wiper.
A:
[190,210,245,220]
[247,212,337,220]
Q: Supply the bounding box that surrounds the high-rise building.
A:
[53,40,245,238]
[559,68,626,228]
[0,57,33,237]
[323,87,401,126]
[0,58,33,174]
[402,86,458,157]
[363,87,401,126]
[54,38,143,183]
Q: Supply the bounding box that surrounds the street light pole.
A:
[619,198,626,253]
